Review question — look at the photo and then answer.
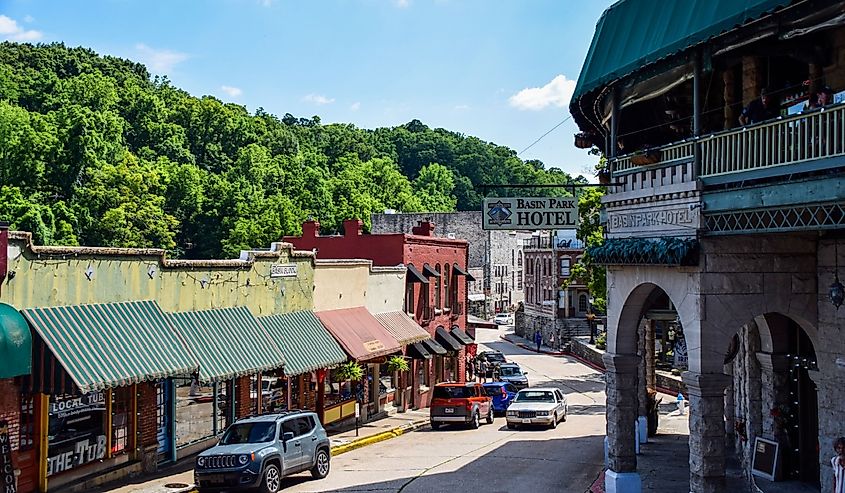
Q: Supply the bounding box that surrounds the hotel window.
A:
[434,263,442,308]
[405,282,415,313]
[443,264,451,308]
[560,258,571,277]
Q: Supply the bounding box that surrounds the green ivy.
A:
[588,237,699,266]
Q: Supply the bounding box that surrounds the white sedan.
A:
[505,387,568,429]
[493,313,513,325]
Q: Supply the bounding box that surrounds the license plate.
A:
[522,418,531,424]
[444,408,454,414]
[206,474,225,484]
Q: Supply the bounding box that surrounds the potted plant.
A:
[333,361,364,382]
[386,355,410,373]
[630,147,661,166]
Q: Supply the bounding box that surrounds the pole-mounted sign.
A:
[482,197,579,230]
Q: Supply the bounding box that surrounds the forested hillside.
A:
[0,42,581,258]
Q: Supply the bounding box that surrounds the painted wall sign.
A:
[363,340,386,353]
[46,435,106,477]
[482,197,578,230]
[0,420,16,493]
[609,207,697,231]
[270,264,298,278]
[49,392,105,419]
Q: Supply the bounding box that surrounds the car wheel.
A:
[507,423,517,430]
[562,407,567,422]
[550,412,558,429]
[259,462,281,493]
[486,407,494,424]
[470,411,480,429]
[310,448,330,479]
[430,420,441,430]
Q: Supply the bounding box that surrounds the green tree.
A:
[565,185,606,311]
[413,163,457,212]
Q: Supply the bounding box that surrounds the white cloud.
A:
[23,15,35,23]
[259,0,273,6]
[0,15,43,41]
[508,74,576,111]
[454,104,470,110]
[220,85,242,97]
[135,43,189,73]
[303,93,335,105]
[394,0,411,7]
[350,102,361,111]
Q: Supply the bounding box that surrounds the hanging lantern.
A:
[829,274,844,309]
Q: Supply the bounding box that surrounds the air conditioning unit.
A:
[447,233,456,239]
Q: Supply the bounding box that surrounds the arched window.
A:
[443,264,451,308]
[518,251,523,268]
[579,294,588,313]
[434,263,442,308]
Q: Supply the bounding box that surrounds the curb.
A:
[499,334,567,356]
[330,419,429,456]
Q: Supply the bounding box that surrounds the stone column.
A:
[756,353,790,441]
[603,353,642,493]
[683,371,732,493]
[636,319,648,444]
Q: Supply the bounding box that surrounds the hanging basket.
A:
[597,168,611,185]
[574,132,593,149]
[630,150,661,166]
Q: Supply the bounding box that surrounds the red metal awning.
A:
[316,307,402,362]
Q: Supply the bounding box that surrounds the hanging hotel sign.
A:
[482,197,579,230]
[270,264,298,278]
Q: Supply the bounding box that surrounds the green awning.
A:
[168,307,284,383]
[571,0,790,102]
[0,303,31,378]
[258,311,347,377]
[22,301,197,393]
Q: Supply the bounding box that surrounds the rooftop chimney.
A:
[412,219,435,236]
[302,220,321,238]
[343,219,363,236]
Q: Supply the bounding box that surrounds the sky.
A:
[0,0,612,180]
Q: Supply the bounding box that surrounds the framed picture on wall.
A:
[751,437,779,481]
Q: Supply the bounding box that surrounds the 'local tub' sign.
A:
[482,197,578,230]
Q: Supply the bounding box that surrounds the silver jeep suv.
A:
[194,411,331,493]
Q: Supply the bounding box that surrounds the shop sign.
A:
[0,420,16,493]
[49,392,105,419]
[47,435,106,477]
[363,340,385,353]
[270,264,298,278]
[482,197,578,230]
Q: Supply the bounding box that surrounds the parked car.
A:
[506,387,568,430]
[476,350,508,377]
[429,382,493,430]
[194,411,331,493]
[493,313,513,325]
[496,363,529,389]
[483,382,519,416]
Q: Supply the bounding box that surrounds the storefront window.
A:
[417,360,430,391]
[379,364,394,396]
[19,395,34,451]
[174,376,217,447]
[110,387,132,456]
[434,357,443,384]
[47,392,107,477]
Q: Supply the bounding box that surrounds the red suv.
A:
[429,382,493,429]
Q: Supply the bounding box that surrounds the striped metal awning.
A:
[373,311,431,346]
[259,311,347,377]
[22,301,197,394]
[316,307,402,361]
[168,307,284,383]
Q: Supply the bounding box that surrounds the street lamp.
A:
[587,296,596,344]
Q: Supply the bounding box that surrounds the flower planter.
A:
[630,151,660,166]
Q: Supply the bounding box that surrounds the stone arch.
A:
[611,279,688,356]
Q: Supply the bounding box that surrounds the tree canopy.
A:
[0,42,582,258]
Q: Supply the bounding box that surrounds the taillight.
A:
[501,387,507,399]
[465,402,474,410]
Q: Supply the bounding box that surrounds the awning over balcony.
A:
[407,264,429,284]
[434,326,462,352]
[450,326,474,345]
[571,0,790,103]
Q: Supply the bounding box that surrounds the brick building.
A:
[285,219,472,409]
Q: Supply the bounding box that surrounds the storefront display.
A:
[173,377,223,448]
[46,393,106,477]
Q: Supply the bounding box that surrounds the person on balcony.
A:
[807,86,834,110]
[739,88,778,125]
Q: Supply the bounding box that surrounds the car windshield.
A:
[484,353,506,363]
[219,422,276,445]
[500,367,520,377]
[483,385,504,396]
[433,386,473,399]
[515,391,554,403]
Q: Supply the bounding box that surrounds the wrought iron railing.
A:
[523,237,553,249]
[613,140,695,174]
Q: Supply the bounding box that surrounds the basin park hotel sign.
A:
[482,197,579,231]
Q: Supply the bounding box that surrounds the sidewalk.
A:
[95,408,430,493]
[499,331,569,356]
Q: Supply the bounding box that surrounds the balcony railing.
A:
[610,103,845,184]
[523,237,553,250]
[700,104,845,178]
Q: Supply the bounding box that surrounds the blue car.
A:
[483,382,519,416]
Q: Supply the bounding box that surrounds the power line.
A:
[518,114,573,156]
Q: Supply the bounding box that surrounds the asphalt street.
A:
[278,324,607,493]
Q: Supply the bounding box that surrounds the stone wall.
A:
[371,212,486,267]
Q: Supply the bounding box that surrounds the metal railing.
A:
[523,236,553,250]
[701,104,845,177]
[613,140,695,174]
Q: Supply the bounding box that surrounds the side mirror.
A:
[523,372,528,376]
[282,432,294,442]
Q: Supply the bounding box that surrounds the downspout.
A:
[0,222,8,296]
[693,49,702,179]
